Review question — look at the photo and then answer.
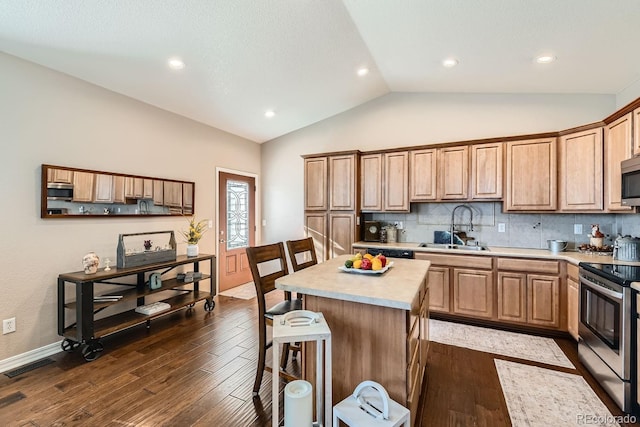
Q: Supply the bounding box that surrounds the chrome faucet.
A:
[450,204,474,246]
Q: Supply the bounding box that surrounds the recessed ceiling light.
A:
[167,57,185,70]
[442,58,458,68]
[264,110,275,118]
[357,67,369,77]
[536,55,556,64]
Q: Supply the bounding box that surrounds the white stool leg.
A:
[316,339,323,425]
[272,341,280,427]
[325,337,332,427]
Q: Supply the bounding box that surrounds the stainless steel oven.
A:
[578,263,634,412]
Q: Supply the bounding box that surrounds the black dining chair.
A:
[246,242,302,396]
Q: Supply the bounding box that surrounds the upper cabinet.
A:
[605,113,634,212]
[438,146,468,200]
[329,154,357,211]
[470,142,503,200]
[304,157,328,211]
[633,107,640,155]
[72,171,95,202]
[505,138,557,211]
[47,168,74,184]
[183,182,194,214]
[361,151,409,212]
[409,149,437,201]
[93,174,114,203]
[558,127,603,211]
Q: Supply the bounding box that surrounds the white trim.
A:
[215,167,260,294]
[0,341,62,374]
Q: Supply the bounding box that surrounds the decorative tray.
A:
[577,246,613,256]
[338,261,394,275]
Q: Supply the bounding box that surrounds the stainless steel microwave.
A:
[621,156,640,206]
[47,182,74,201]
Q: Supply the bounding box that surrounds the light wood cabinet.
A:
[113,176,125,203]
[559,127,603,211]
[93,174,114,203]
[567,263,579,341]
[438,146,468,200]
[605,113,634,211]
[163,181,183,208]
[497,257,561,329]
[47,168,74,184]
[328,214,356,258]
[304,157,328,211]
[153,180,164,206]
[329,154,357,211]
[182,182,194,214]
[305,212,327,261]
[471,142,503,199]
[409,149,437,201]
[143,179,154,199]
[72,171,94,202]
[634,107,640,155]
[505,138,557,211]
[453,268,494,319]
[361,151,409,211]
[427,266,450,313]
[124,177,144,199]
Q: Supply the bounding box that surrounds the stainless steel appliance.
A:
[578,262,635,412]
[365,248,414,259]
[46,182,73,201]
[613,235,640,261]
[621,156,640,206]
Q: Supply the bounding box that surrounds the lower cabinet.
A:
[305,212,358,261]
[567,263,580,340]
[453,268,494,319]
[427,266,450,313]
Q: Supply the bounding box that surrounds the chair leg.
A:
[280,342,290,371]
[253,321,267,396]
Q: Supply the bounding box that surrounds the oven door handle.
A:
[579,276,623,300]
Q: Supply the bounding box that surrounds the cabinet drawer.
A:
[497,257,560,275]
[567,262,579,281]
[416,252,492,269]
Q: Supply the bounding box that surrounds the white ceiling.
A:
[1,1,639,143]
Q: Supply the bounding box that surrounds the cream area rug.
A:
[218,282,256,300]
[495,359,620,427]
[429,319,575,369]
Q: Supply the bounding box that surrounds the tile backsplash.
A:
[368,202,640,249]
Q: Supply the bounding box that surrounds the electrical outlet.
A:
[498,223,506,233]
[396,221,404,230]
[574,224,583,235]
[208,220,213,229]
[3,318,16,334]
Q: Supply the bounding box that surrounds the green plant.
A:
[181,217,208,244]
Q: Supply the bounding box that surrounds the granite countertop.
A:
[275,254,430,310]
[353,241,640,267]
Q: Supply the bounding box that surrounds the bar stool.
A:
[333,381,410,427]
[286,237,318,272]
[272,310,332,427]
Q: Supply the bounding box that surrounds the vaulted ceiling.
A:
[1,1,639,142]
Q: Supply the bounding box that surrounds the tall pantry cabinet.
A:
[304,152,360,261]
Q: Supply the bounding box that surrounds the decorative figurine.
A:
[144,240,153,251]
[83,252,100,274]
[589,224,605,248]
[103,258,111,271]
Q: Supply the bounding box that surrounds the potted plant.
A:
[181,217,208,257]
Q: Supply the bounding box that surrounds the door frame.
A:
[215,167,260,293]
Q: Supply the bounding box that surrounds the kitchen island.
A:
[275,255,430,426]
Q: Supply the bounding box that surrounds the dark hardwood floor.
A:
[0,292,637,426]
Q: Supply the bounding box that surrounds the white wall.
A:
[261,92,617,245]
[0,53,261,361]
[617,77,640,109]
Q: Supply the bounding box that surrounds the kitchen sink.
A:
[418,243,489,251]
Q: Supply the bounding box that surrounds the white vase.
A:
[82,252,100,274]
[186,244,199,257]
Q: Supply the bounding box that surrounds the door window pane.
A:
[226,180,249,250]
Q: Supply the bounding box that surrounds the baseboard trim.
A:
[0,341,62,374]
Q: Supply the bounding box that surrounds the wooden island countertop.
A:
[275,255,431,426]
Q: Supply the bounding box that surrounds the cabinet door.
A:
[410,149,437,201]
[153,180,164,206]
[452,268,493,319]
[329,154,356,211]
[328,213,355,258]
[305,212,327,261]
[124,177,135,198]
[143,179,154,199]
[48,168,74,184]
[634,107,640,155]
[605,113,633,211]
[113,175,125,203]
[505,138,557,211]
[183,183,194,214]
[497,272,526,323]
[567,277,579,341]
[559,127,603,211]
[527,274,560,328]
[163,181,183,208]
[133,178,144,198]
[72,171,94,202]
[361,153,383,211]
[93,174,114,203]
[438,146,468,200]
[471,142,503,199]
[305,157,328,211]
[384,151,409,211]
[427,266,450,313]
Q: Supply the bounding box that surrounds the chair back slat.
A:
[246,242,289,299]
[286,237,319,272]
